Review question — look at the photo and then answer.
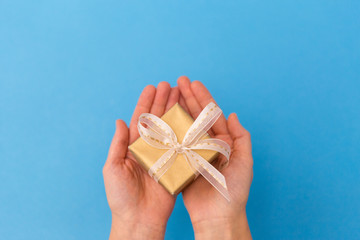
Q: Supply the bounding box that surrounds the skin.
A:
[103,82,180,239]
[177,76,253,240]
[103,77,253,239]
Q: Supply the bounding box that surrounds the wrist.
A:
[109,214,166,240]
[192,212,252,240]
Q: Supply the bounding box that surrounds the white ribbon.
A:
[137,102,231,201]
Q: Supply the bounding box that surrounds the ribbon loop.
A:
[137,102,231,202]
[138,113,178,149]
[190,138,231,160]
[182,102,223,146]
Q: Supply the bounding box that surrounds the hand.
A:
[177,76,253,240]
[103,82,181,240]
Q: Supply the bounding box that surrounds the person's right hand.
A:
[103,82,180,240]
[177,76,253,240]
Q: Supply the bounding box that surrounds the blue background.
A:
[1,1,359,239]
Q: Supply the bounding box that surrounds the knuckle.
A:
[245,161,254,173]
[118,138,128,147]
[248,158,254,168]
[243,130,251,139]
[102,164,108,174]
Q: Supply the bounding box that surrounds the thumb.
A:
[105,119,129,166]
[227,113,253,168]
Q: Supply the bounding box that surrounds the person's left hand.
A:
[177,76,253,240]
[103,82,180,240]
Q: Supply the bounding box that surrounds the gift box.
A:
[128,103,219,195]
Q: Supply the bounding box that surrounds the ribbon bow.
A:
[137,102,231,201]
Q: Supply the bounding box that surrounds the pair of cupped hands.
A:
[103,76,253,240]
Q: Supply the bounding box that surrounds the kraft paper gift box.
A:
[128,103,219,195]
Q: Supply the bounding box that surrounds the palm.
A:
[182,131,253,222]
[104,149,175,226]
[103,82,180,227]
[177,77,253,224]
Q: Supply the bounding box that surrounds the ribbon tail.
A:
[148,149,178,182]
[184,150,231,202]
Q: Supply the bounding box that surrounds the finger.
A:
[150,81,171,116]
[191,80,229,135]
[177,76,215,137]
[179,94,190,113]
[106,120,129,165]
[177,76,203,119]
[227,113,253,166]
[129,85,156,144]
[165,86,180,111]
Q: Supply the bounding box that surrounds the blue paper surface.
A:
[1,1,359,239]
